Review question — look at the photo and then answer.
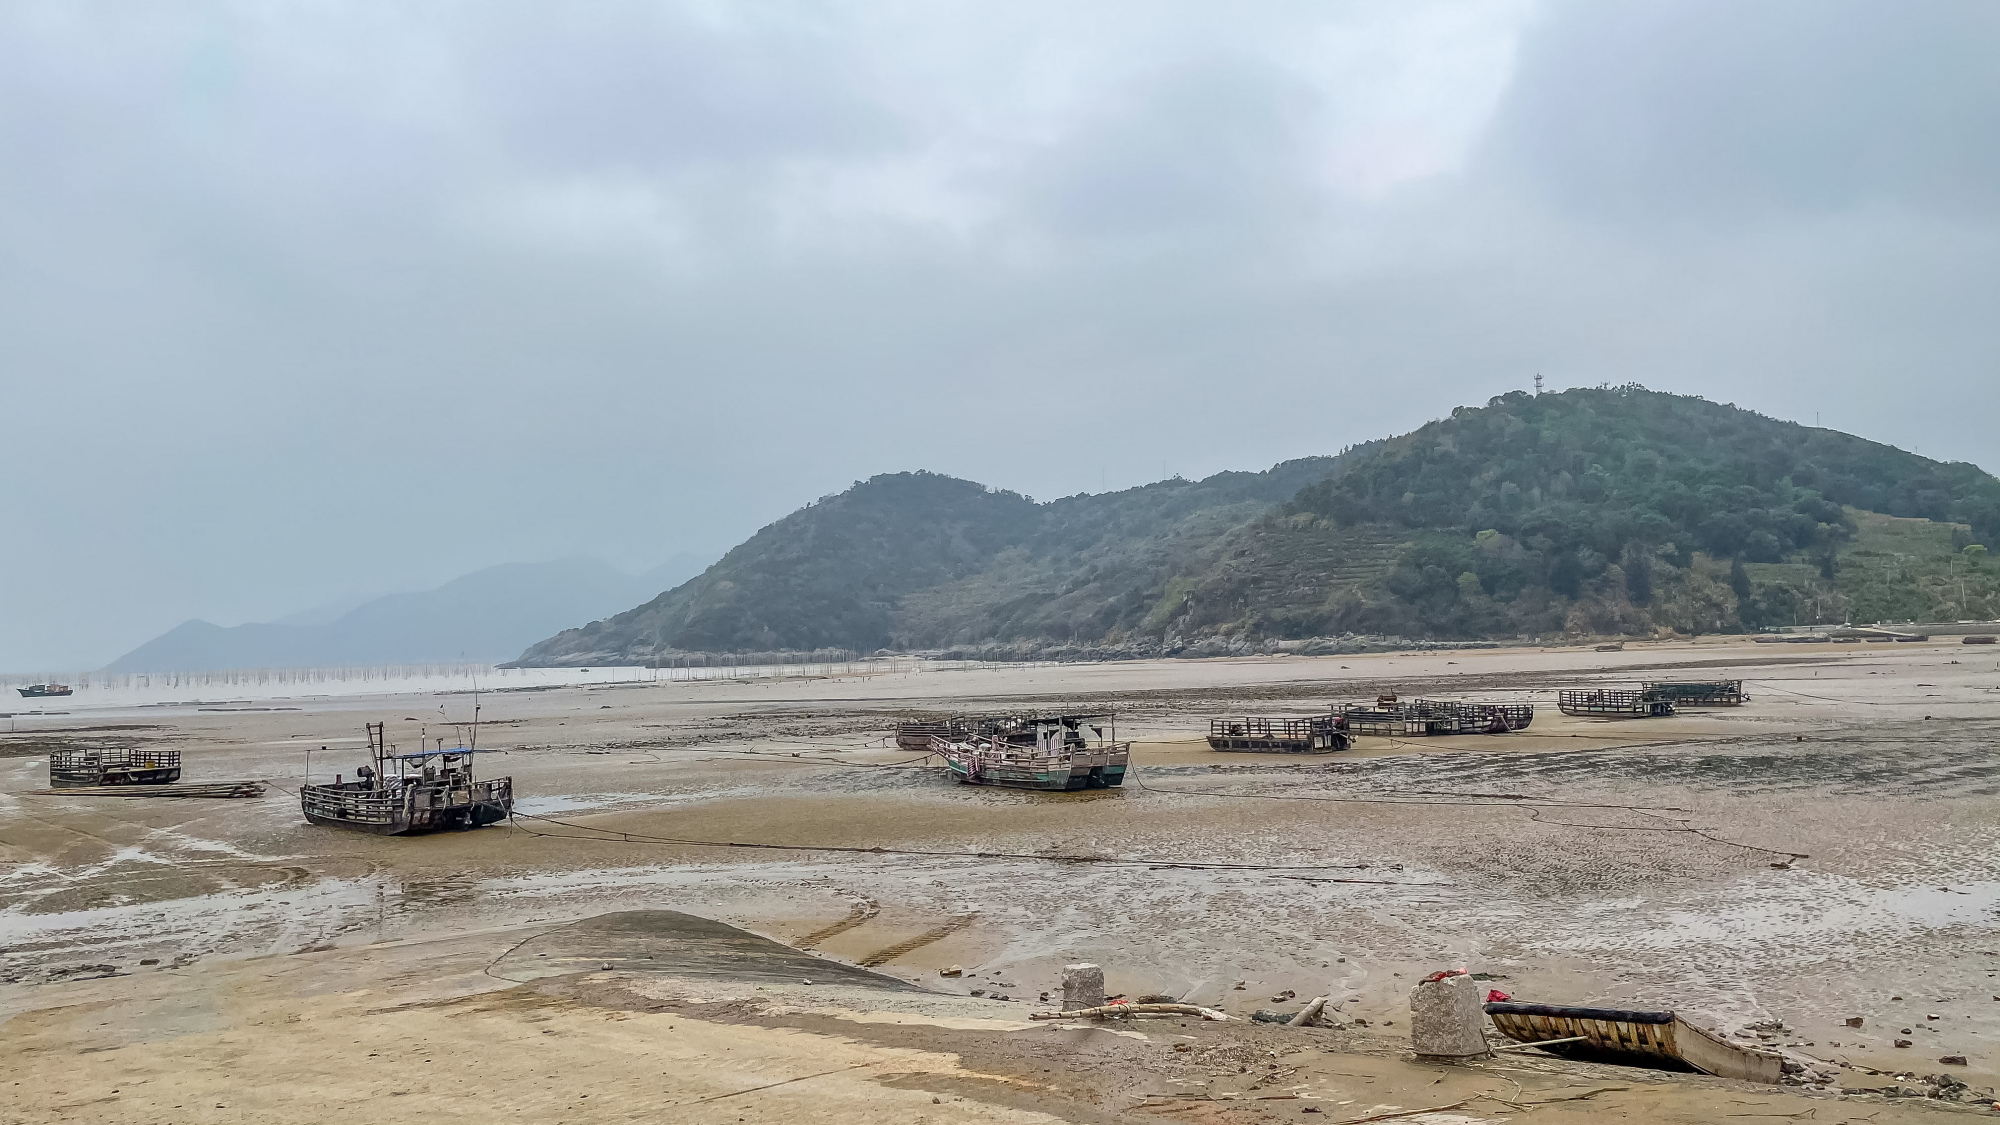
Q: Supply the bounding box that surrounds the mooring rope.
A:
[502,809,1449,882]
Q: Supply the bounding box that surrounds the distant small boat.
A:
[1486,1001,1782,1084]
[16,683,74,698]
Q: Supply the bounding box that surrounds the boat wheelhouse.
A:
[933,714,1129,790]
[300,722,513,835]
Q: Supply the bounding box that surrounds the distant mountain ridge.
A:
[107,554,708,672]
[512,387,1999,664]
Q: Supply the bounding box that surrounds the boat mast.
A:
[367,721,386,789]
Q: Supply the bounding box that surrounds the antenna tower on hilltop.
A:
[1533,373,1543,395]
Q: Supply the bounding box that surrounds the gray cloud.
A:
[1,1,1994,669]
[1486,0,2000,220]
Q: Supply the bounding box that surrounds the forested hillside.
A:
[514,453,1360,664]
[1254,386,1999,638]
[512,387,1997,665]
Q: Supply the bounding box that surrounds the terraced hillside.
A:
[1745,509,1998,627]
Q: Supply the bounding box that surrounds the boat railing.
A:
[1557,689,1675,717]
[300,783,404,826]
[49,748,182,785]
[929,735,1129,762]
[1638,680,1746,706]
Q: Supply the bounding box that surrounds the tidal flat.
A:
[2,638,1993,1122]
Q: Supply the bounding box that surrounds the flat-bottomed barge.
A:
[1207,715,1350,752]
[49,748,181,787]
[1558,688,1675,719]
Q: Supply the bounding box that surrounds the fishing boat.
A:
[933,714,1129,790]
[16,683,73,698]
[1485,1001,1783,1084]
[1557,688,1675,718]
[1207,715,1350,752]
[49,748,181,787]
[300,722,512,835]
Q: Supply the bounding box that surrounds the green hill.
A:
[511,387,1997,664]
[514,453,1363,664]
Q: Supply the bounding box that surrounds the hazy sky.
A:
[4,0,1997,669]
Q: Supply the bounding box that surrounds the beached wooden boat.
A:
[49,748,181,787]
[300,722,512,835]
[1485,1001,1783,1084]
[1409,698,1535,734]
[1340,699,1533,737]
[896,718,970,752]
[1557,688,1675,718]
[1459,701,1535,732]
[934,715,1128,790]
[1207,715,1350,753]
[1640,680,1746,706]
[1341,703,1457,737]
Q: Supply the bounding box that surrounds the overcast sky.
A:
[3,0,1996,670]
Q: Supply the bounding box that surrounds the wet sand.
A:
[2,638,1995,1122]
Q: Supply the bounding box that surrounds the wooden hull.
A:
[1206,735,1348,753]
[301,778,513,835]
[51,766,182,787]
[1485,1002,1782,1084]
[1640,680,1746,706]
[941,749,1128,790]
[50,749,182,788]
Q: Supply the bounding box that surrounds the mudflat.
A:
[2,638,1994,1122]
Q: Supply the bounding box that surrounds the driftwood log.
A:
[1287,995,1330,1027]
[1031,1003,1230,1021]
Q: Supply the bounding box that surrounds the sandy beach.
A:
[2,638,1995,1123]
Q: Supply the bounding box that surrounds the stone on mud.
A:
[1409,973,1486,1058]
[1062,963,1105,1012]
